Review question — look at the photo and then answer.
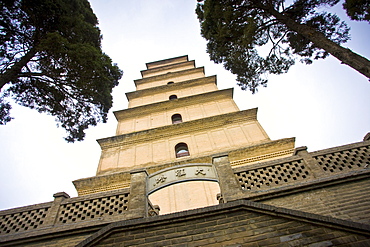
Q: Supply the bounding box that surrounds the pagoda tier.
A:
[73,56,295,197]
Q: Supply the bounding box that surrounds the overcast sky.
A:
[0,0,369,210]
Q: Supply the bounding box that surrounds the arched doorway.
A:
[147,164,221,215]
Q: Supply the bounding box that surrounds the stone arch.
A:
[147,164,221,215]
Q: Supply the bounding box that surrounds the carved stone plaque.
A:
[147,163,218,194]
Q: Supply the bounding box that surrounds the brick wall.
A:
[79,201,370,247]
[261,178,370,225]
[7,232,92,247]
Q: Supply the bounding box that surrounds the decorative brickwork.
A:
[76,182,130,196]
[313,145,370,173]
[57,193,129,224]
[235,158,310,191]
[230,148,295,166]
[0,206,50,234]
[0,189,130,240]
[234,141,370,194]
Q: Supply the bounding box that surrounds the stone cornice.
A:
[126,75,217,101]
[94,137,294,176]
[141,60,195,78]
[100,108,258,149]
[73,172,132,196]
[146,55,188,69]
[115,88,233,121]
[134,67,205,87]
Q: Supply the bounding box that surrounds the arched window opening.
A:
[171,114,182,124]
[169,95,177,100]
[175,143,190,158]
[167,81,174,85]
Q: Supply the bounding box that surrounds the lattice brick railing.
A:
[57,192,129,224]
[0,189,130,236]
[313,145,370,173]
[234,158,311,191]
[0,204,51,235]
[234,143,370,193]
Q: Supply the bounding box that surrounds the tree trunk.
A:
[267,7,370,79]
[0,47,37,90]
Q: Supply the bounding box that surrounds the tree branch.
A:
[0,47,37,90]
[266,5,370,79]
[267,28,288,57]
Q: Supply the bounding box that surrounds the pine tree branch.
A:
[0,47,37,90]
[266,5,370,79]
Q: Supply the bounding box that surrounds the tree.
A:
[196,0,370,93]
[343,0,370,22]
[0,0,122,142]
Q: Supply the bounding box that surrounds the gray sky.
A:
[0,0,369,210]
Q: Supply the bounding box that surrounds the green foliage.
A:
[0,98,12,124]
[343,0,370,22]
[0,0,122,142]
[196,0,350,93]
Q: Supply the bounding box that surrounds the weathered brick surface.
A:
[1,232,92,247]
[78,201,370,247]
[262,178,370,224]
